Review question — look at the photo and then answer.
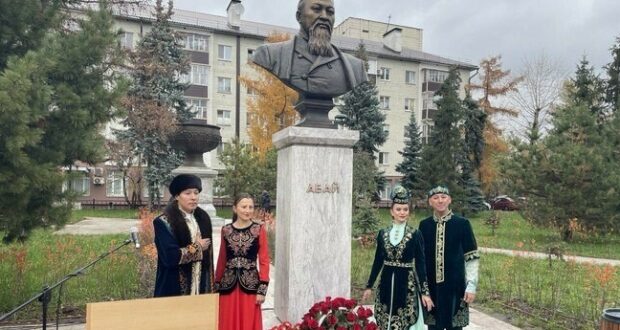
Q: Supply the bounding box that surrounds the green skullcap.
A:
[427,185,450,198]
[391,185,411,204]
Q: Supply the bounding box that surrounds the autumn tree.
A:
[240,32,298,158]
[510,54,566,145]
[468,55,522,195]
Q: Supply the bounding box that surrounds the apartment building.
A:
[71,2,476,206]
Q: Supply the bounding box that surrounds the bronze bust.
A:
[252,0,368,127]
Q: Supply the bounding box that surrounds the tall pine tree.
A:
[396,111,423,198]
[0,4,126,241]
[605,36,620,112]
[339,43,387,155]
[117,0,191,208]
[461,93,487,213]
[568,56,606,123]
[419,68,466,210]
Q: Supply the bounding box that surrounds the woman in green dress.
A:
[363,186,434,329]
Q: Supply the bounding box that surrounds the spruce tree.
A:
[339,43,387,156]
[117,0,191,208]
[461,93,487,213]
[605,36,620,112]
[396,111,423,198]
[418,68,466,210]
[340,42,387,205]
[569,56,606,122]
[504,60,619,237]
[0,5,125,241]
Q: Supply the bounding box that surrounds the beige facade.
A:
[75,4,476,205]
[334,17,423,51]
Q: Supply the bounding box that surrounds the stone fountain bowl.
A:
[170,119,222,167]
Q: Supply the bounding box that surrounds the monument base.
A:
[272,126,359,323]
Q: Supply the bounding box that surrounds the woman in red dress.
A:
[215,193,270,330]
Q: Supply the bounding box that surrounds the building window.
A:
[380,96,390,110]
[217,109,231,125]
[63,175,90,196]
[184,34,209,52]
[379,184,393,200]
[405,98,416,112]
[181,64,209,86]
[379,152,389,165]
[187,98,208,119]
[218,44,232,60]
[405,70,416,84]
[378,67,390,80]
[217,77,232,93]
[422,124,433,143]
[119,32,133,50]
[427,70,449,83]
[106,170,124,197]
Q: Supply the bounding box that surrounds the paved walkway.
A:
[480,247,620,266]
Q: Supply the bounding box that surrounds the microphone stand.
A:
[0,238,135,330]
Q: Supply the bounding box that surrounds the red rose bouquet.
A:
[271,296,377,330]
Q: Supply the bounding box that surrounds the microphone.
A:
[130,226,140,249]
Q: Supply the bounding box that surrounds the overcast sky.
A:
[173,0,620,79]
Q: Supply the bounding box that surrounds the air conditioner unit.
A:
[93,177,105,185]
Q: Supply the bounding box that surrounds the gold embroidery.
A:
[464,249,480,261]
[435,221,446,283]
[384,261,415,268]
[179,242,202,264]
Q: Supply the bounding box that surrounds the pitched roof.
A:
[113,6,476,70]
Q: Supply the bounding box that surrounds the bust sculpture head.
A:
[251,0,368,127]
[296,0,335,57]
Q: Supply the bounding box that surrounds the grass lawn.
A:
[0,229,146,322]
[374,208,620,260]
[352,240,620,330]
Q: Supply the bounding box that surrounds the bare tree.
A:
[509,53,567,144]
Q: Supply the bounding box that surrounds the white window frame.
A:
[184,34,209,52]
[106,170,124,197]
[405,98,416,112]
[182,64,209,86]
[217,77,232,93]
[187,97,208,120]
[427,69,449,83]
[378,152,389,165]
[218,44,232,61]
[378,67,390,80]
[217,109,232,125]
[63,175,91,196]
[405,70,416,84]
[119,32,133,50]
[380,96,390,110]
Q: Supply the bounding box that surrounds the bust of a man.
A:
[251,0,368,99]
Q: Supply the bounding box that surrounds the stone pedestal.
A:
[272,126,359,323]
[172,166,225,227]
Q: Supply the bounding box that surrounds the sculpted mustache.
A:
[311,20,333,33]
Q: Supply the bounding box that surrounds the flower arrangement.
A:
[271,296,377,330]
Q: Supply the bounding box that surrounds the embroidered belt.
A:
[226,257,256,269]
[384,261,414,268]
